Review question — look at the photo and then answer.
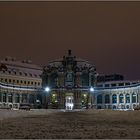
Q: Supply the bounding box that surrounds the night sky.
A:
[0,2,140,80]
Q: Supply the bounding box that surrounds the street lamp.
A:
[90,87,94,92]
[45,87,50,92]
[89,87,95,109]
[44,86,50,109]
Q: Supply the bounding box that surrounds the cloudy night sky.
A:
[0,2,140,80]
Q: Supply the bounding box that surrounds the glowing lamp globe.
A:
[90,87,94,92]
[45,87,50,92]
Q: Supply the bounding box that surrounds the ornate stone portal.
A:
[42,50,97,109]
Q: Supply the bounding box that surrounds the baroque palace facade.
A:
[0,51,140,110]
[42,50,140,110]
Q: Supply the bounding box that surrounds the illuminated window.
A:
[112,94,117,104]
[126,94,130,103]
[119,94,124,103]
[8,93,13,103]
[132,93,137,103]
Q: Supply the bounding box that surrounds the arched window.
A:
[105,94,110,104]
[112,94,117,104]
[126,94,130,103]
[132,93,137,103]
[97,94,102,104]
[119,94,124,103]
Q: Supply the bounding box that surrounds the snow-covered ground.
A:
[0,109,60,120]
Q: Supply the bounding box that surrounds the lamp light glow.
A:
[45,87,50,92]
[90,87,94,92]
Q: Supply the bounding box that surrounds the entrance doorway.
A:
[65,96,74,110]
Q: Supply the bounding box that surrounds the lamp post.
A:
[89,87,94,109]
[45,86,50,109]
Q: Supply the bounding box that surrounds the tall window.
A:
[126,94,130,103]
[8,93,13,103]
[132,93,137,103]
[15,94,20,103]
[112,94,117,104]
[3,93,7,102]
[22,94,27,103]
[105,94,110,104]
[119,94,124,103]
[97,95,102,104]
[29,94,34,104]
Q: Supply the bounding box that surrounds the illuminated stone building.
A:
[42,50,140,110]
[0,57,42,109]
[0,51,140,110]
[42,50,97,109]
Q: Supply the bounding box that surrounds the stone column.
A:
[124,93,126,104]
[117,93,119,109]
